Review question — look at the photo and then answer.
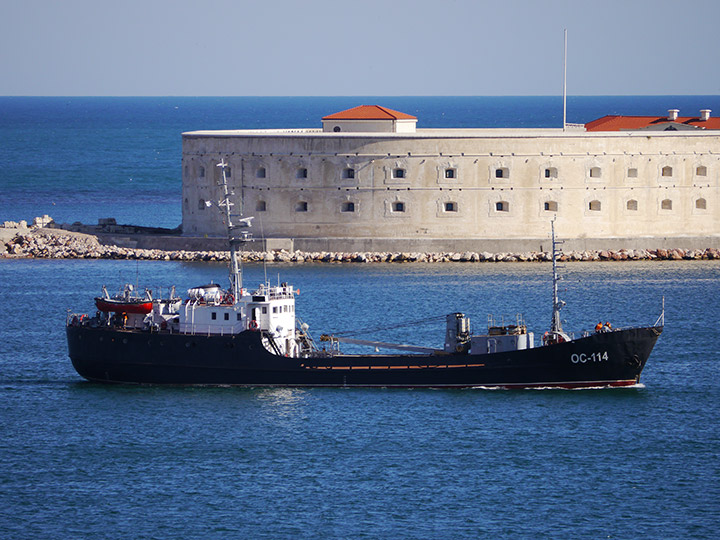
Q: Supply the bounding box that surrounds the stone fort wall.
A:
[181,128,719,249]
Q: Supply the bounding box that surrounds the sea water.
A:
[0,258,719,539]
[1,97,719,539]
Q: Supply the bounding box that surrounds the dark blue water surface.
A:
[1,96,719,228]
[1,258,719,539]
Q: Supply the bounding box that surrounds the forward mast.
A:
[216,159,250,303]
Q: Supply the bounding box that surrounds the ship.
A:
[66,161,663,389]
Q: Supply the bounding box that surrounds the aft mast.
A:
[550,220,565,334]
[216,159,252,303]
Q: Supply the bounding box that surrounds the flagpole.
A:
[562,29,567,131]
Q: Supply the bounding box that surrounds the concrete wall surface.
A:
[181,128,720,245]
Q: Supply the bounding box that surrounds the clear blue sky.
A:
[2,0,719,96]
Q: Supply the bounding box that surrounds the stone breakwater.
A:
[3,232,720,263]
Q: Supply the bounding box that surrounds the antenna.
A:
[255,209,269,286]
[562,29,567,131]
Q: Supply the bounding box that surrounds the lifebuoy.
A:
[249,320,259,331]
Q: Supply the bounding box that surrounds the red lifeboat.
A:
[95,297,153,314]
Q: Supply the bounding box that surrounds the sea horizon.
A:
[3,93,719,97]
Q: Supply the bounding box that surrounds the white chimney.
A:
[700,109,711,121]
[667,109,679,121]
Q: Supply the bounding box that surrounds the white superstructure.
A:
[158,161,300,356]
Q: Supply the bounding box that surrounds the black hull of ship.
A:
[66,325,662,389]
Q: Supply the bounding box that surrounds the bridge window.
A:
[341,202,355,212]
[589,167,601,178]
[198,198,206,210]
[627,199,638,211]
[444,201,458,212]
[662,166,673,177]
[696,166,707,176]
[496,201,509,212]
[392,201,405,212]
[589,200,601,211]
[544,167,558,179]
[445,168,456,179]
[256,200,267,212]
[393,168,406,179]
[544,201,558,212]
[256,167,266,178]
[661,199,673,210]
[295,201,308,212]
[696,198,707,209]
[199,166,205,178]
[343,168,355,179]
[297,168,308,179]
[627,168,638,178]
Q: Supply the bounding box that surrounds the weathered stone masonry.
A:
[181,114,720,252]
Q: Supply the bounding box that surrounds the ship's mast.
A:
[550,220,565,333]
[217,159,251,303]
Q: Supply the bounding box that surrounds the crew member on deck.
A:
[603,321,612,332]
[595,322,603,333]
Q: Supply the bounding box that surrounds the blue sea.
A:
[1,97,720,539]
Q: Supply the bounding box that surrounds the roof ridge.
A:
[322,105,417,121]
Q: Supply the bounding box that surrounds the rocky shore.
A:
[2,231,720,263]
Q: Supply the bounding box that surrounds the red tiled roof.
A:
[322,105,417,121]
[586,115,720,131]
